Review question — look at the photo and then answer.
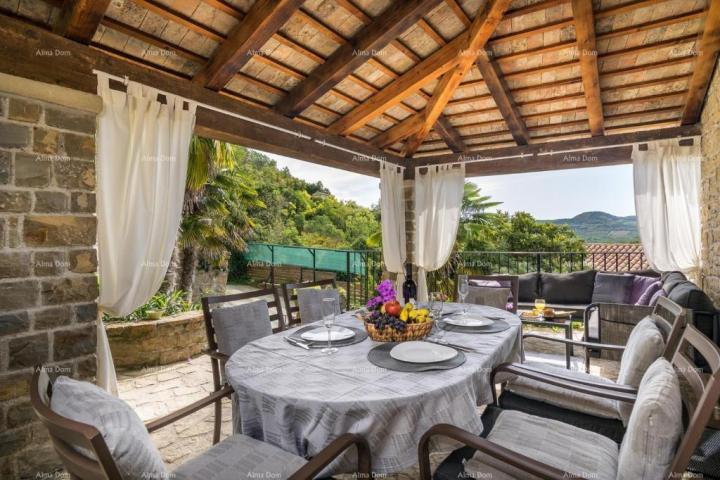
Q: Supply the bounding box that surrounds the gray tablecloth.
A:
[225,303,522,475]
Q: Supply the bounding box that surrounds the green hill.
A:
[541,211,640,243]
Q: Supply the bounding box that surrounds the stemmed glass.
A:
[535,298,546,320]
[457,275,469,317]
[321,297,338,355]
[430,291,446,341]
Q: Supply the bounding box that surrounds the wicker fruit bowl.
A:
[364,319,434,342]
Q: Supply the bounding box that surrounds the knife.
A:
[284,336,310,350]
[425,338,479,353]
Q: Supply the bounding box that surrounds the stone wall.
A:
[106,312,206,369]
[0,77,100,478]
[701,59,720,305]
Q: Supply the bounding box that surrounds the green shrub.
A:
[104,291,199,322]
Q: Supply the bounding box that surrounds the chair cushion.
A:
[636,280,662,306]
[50,376,166,480]
[173,434,307,480]
[212,299,272,356]
[539,270,597,305]
[629,275,661,304]
[592,273,635,304]
[464,410,618,480]
[506,361,620,420]
[617,358,682,480]
[466,286,511,310]
[518,272,539,303]
[297,287,341,324]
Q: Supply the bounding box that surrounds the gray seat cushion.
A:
[212,300,273,356]
[51,376,167,480]
[466,286,511,310]
[506,361,620,420]
[617,358,682,480]
[592,273,635,304]
[539,270,597,305]
[464,410,618,480]
[297,287,341,324]
[173,434,307,480]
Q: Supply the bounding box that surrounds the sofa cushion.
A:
[662,271,688,294]
[592,273,635,304]
[464,410,618,480]
[539,270,597,305]
[636,280,662,306]
[617,358,682,480]
[51,377,167,480]
[650,288,667,306]
[518,272,539,303]
[630,275,660,304]
[666,280,716,313]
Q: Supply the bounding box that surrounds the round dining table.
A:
[225,303,522,475]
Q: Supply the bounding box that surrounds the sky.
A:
[260,151,637,220]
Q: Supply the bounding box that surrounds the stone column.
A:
[701,61,720,305]
[403,177,415,265]
[0,74,101,478]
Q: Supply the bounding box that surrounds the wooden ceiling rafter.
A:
[572,0,603,136]
[401,0,513,157]
[681,0,720,124]
[53,0,111,43]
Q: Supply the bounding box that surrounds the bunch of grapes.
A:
[372,314,407,332]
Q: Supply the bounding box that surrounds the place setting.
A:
[433,277,513,334]
[284,297,368,351]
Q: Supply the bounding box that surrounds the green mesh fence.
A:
[244,243,372,275]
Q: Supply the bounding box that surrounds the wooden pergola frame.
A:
[1,0,718,178]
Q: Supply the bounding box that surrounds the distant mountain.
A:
[541,211,640,243]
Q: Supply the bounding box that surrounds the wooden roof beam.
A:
[681,0,720,124]
[194,0,304,90]
[53,0,111,43]
[402,0,513,157]
[275,0,444,117]
[474,50,529,145]
[571,0,604,136]
[433,115,467,152]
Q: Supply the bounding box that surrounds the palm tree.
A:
[456,182,502,248]
[165,137,263,299]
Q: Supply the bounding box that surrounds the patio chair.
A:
[491,296,685,443]
[420,322,720,480]
[463,274,520,313]
[30,366,371,480]
[281,278,339,326]
[201,288,285,443]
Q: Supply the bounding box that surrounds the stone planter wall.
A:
[106,311,207,370]
[0,76,101,478]
[701,59,720,305]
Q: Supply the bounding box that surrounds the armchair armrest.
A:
[288,433,371,480]
[490,363,637,405]
[522,333,625,351]
[503,363,638,393]
[145,384,233,433]
[418,423,570,480]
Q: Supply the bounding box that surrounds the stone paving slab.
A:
[117,325,620,477]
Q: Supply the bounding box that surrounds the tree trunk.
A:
[160,244,181,294]
[179,246,198,301]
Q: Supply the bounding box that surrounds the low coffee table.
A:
[519,315,574,369]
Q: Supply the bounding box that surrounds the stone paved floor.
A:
[117,325,620,477]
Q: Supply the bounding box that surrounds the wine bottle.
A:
[402,263,417,304]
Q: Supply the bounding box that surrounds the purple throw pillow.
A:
[649,288,667,307]
[635,280,663,306]
[629,275,659,304]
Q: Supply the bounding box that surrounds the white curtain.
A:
[633,139,701,278]
[415,164,465,302]
[379,162,407,297]
[95,72,197,393]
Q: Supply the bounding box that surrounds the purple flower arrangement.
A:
[366,279,397,311]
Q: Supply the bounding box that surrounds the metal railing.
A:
[233,246,647,307]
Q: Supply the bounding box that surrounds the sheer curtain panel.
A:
[95,72,197,393]
[414,164,465,302]
[379,162,407,297]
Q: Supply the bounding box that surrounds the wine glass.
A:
[535,298,546,319]
[430,291,444,318]
[458,275,469,317]
[321,297,338,355]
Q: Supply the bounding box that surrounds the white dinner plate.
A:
[301,326,355,342]
[444,315,494,327]
[390,341,458,364]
